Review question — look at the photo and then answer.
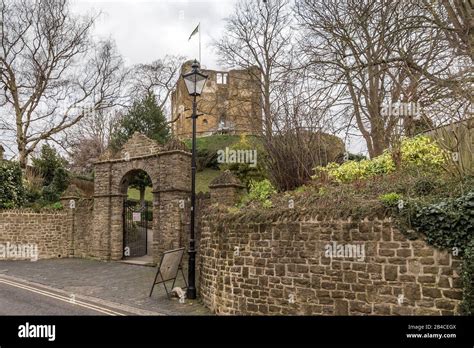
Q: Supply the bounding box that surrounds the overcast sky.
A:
[70,0,237,70]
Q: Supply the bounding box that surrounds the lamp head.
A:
[182,60,208,97]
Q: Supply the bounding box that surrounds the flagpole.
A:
[199,23,201,64]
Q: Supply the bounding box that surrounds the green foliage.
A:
[461,239,474,315]
[0,161,25,208]
[183,135,241,171]
[401,135,445,170]
[219,134,267,188]
[183,134,240,153]
[50,202,63,210]
[129,171,152,202]
[32,144,67,187]
[196,148,219,171]
[294,185,311,193]
[51,167,70,193]
[394,191,474,314]
[30,144,69,204]
[379,192,402,207]
[410,192,473,252]
[41,168,70,203]
[314,136,445,183]
[240,179,276,208]
[196,169,221,193]
[110,92,169,150]
[347,153,367,161]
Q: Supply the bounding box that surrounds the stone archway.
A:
[91,133,191,263]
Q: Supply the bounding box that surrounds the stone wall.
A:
[0,134,191,264]
[60,197,94,258]
[0,210,69,259]
[199,216,463,315]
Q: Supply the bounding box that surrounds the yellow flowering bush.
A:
[401,135,445,169]
[313,136,445,183]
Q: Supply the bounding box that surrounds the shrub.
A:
[50,202,63,210]
[32,144,67,187]
[220,134,267,188]
[263,131,345,191]
[413,177,436,196]
[51,167,70,193]
[0,161,25,208]
[315,153,395,183]
[240,179,276,208]
[40,168,70,203]
[347,153,367,162]
[184,134,241,171]
[379,192,402,207]
[32,145,70,203]
[196,148,219,171]
[314,136,445,183]
[401,135,445,170]
[411,191,473,252]
[461,239,474,315]
[23,167,43,204]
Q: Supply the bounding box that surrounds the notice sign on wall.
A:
[132,212,141,222]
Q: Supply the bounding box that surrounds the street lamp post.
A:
[182,60,208,299]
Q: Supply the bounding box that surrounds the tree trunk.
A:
[139,187,145,204]
[18,146,27,169]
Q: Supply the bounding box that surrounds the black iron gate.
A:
[123,200,149,258]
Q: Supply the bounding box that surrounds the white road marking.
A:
[0,277,126,316]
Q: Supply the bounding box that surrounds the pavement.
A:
[0,258,211,316]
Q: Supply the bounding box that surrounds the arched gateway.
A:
[91,133,191,263]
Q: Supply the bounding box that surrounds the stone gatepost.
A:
[152,143,191,264]
[209,170,245,206]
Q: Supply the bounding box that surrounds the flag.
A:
[188,23,199,41]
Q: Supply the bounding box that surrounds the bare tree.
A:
[128,55,185,117]
[0,0,125,168]
[63,107,124,174]
[294,0,467,158]
[421,0,473,61]
[214,0,346,190]
[263,65,346,190]
[68,137,104,175]
[214,0,293,135]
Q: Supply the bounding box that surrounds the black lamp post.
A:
[182,60,208,299]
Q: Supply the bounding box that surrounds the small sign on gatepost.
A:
[69,199,76,209]
[132,212,141,222]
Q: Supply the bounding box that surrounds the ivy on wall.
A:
[388,191,474,315]
[0,161,25,208]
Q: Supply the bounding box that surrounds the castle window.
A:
[202,119,208,125]
[216,73,228,85]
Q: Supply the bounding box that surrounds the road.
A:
[0,277,130,315]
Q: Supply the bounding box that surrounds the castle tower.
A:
[171,61,262,139]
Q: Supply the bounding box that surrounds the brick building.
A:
[171,61,262,139]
